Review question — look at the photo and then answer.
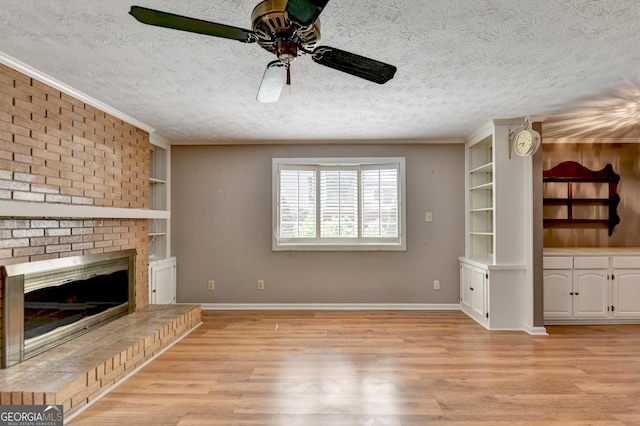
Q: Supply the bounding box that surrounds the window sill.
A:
[272,243,407,252]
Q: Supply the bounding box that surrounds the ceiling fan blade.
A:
[312,46,397,84]
[257,61,287,103]
[129,6,258,43]
[285,0,330,27]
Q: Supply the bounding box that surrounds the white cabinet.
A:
[470,266,487,318]
[460,262,472,308]
[460,262,487,323]
[544,254,640,324]
[543,269,572,318]
[149,257,176,304]
[573,270,608,318]
[612,269,640,318]
[460,259,526,330]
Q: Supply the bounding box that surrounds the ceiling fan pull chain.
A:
[286,63,291,86]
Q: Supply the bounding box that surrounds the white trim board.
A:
[0,200,170,219]
[0,51,154,134]
[200,303,461,311]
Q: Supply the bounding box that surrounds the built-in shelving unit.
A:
[467,135,494,263]
[149,136,170,260]
[460,120,532,332]
[148,134,176,304]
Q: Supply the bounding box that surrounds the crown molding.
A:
[0,51,155,134]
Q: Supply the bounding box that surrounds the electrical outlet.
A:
[208,280,215,291]
[433,280,440,290]
[257,280,265,290]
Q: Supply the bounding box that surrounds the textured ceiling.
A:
[1,0,639,143]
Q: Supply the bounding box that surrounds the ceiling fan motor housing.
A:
[251,0,321,60]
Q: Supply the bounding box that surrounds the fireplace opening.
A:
[24,270,129,340]
[2,250,136,368]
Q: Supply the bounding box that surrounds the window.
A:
[273,157,406,251]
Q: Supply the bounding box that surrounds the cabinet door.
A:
[573,270,608,318]
[613,269,640,318]
[470,267,486,318]
[460,262,472,308]
[150,258,177,304]
[543,270,573,319]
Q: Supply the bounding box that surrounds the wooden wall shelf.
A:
[543,161,620,236]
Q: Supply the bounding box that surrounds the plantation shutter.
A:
[361,164,399,239]
[320,168,358,238]
[278,166,316,240]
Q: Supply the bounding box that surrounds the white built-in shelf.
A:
[149,137,170,260]
[469,162,493,174]
[466,132,495,263]
[469,182,494,191]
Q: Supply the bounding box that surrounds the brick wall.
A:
[0,64,149,208]
[0,63,152,365]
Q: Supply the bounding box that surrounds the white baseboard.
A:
[523,325,549,336]
[200,303,461,311]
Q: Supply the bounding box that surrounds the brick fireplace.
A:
[2,249,137,368]
[0,63,152,368]
[0,58,203,419]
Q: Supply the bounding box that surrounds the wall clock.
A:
[513,128,541,156]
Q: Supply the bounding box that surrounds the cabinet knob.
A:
[470,287,474,291]
[569,292,574,295]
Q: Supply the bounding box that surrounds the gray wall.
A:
[171,143,465,304]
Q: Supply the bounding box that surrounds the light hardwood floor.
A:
[68,310,640,425]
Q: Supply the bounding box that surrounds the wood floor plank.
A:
[67,311,640,425]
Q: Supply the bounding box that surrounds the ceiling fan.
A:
[129,0,397,103]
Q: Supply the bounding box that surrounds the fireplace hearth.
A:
[1,250,136,368]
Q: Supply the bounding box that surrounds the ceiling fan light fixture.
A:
[257,61,287,103]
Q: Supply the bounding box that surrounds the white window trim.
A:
[272,157,407,251]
